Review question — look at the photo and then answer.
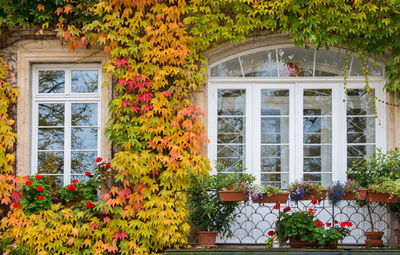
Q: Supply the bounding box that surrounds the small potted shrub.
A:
[347,148,400,247]
[248,184,288,204]
[20,175,52,213]
[187,172,243,246]
[288,180,326,202]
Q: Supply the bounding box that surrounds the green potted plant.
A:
[276,208,351,248]
[248,184,288,204]
[217,172,255,202]
[328,180,366,205]
[20,175,52,213]
[288,180,326,202]
[347,148,400,247]
[187,172,243,246]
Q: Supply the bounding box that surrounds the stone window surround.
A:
[16,40,112,176]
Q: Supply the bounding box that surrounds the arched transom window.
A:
[208,46,385,188]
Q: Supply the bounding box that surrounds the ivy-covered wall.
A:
[2,0,400,254]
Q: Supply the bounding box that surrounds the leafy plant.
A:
[247,184,281,202]
[187,172,241,235]
[328,181,346,206]
[368,179,400,198]
[20,175,52,213]
[214,163,255,193]
[288,180,323,202]
[344,179,361,199]
[324,226,351,245]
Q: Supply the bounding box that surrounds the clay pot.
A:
[365,231,384,247]
[302,189,327,201]
[289,238,318,248]
[218,190,248,202]
[342,189,367,201]
[64,198,84,207]
[367,192,398,203]
[196,231,217,247]
[252,192,289,204]
[325,241,338,249]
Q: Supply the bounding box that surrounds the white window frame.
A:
[31,63,102,186]
[208,77,386,186]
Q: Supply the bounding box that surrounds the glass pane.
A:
[304,173,332,187]
[71,175,90,183]
[71,151,98,174]
[38,70,65,93]
[38,104,64,126]
[218,89,246,115]
[347,117,375,143]
[347,145,376,169]
[38,128,64,150]
[351,57,383,76]
[261,117,289,144]
[261,89,289,115]
[72,103,98,126]
[42,175,63,191]
[217,89,245,172]
[71,70,98,93]
[210,58,242,77]
[261,173,289,189]
[303,89,332,184]
[346,89,375,116]
[261,145,289,172]
[315,49,348,76]
[71,127,98,150]
[240,50,278,77]
[37,151,64,174]
[278,47,314,77]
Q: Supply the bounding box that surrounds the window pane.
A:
[261,89,289,115]
[262,173,289,189]
[315,49,348,76]
[351,57,383,76]
[261,117,289,144]
[240,50,278,77]
[38,152,64,174]
[278,47,314,77]
[71,175,90,183]
[210,58,242,77]
[38,128,64,150]
[38,70,65,93]
[71,70,98,93]
[39,104,64,126]
[71,151,98,174]
[303,89,332,184]
[217,89,245,172]
[71,128,98,150]
[347,89,376,172]
[72,103,98,126]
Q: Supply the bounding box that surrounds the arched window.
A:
[208,46,385,188]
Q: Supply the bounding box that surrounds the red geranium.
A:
[36,186,44,192]
[72,179,78,184]
[340,222,346,227]
[85,171,92,177]
[35,175,42,180]
[273,203,280,210]
[25,180,33,186]
[12,202,19,208]
[334,220,339,224]
[240,179,244,182]
[86,202,95,209]
[267,230,275,236]
[38,195,44,201]
[346,221,353,227]
[67,184,76,192]
[326,222,332,227]
[106,163,111,168]
[315,220,324,228]
[311,200,318,205]
[283,206,291,213]
[228,185,232,190]
[96,157,102,162]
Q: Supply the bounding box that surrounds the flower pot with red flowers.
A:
[188,172,244,247]
[20,175,53,213]
[216,164,254,202]
[248,184,288,204]
[288,180,326,202]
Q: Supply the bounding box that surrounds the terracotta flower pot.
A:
[365,231,384,247]
[342,189,367,201]
[218,190,248,202]
[367,191,398,203]
[196,231,217,247]
[252,192,289,204]
[302,189,327,201]
[325,241,338,249]
[65,198,84,207]
[289,238,318,248]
